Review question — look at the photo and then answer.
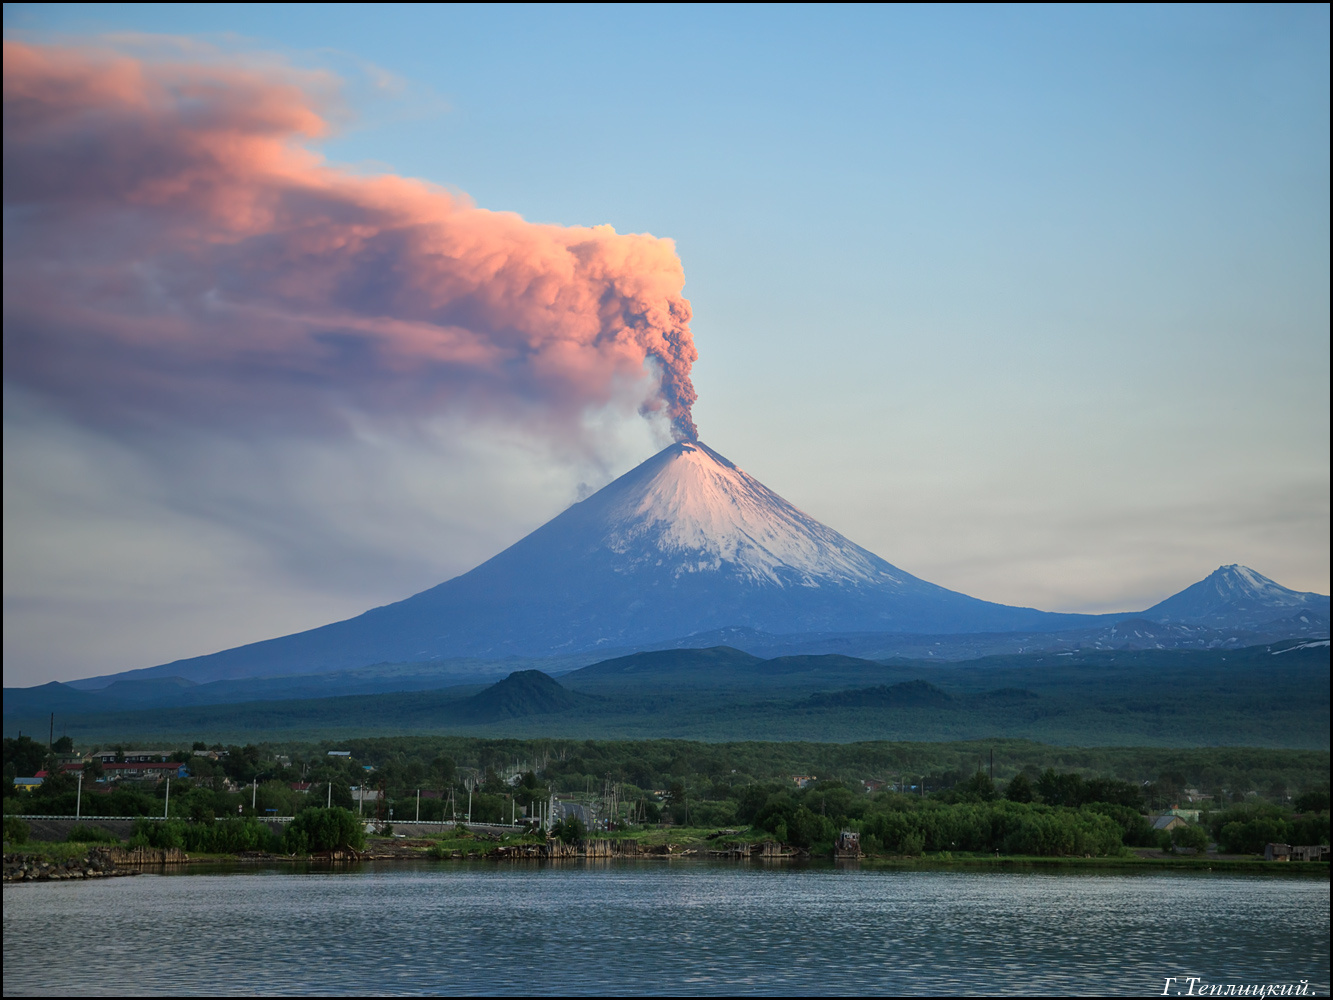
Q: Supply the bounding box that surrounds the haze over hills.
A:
[32,442,1329,695]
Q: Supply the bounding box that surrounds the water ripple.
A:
[3,863,1328,996]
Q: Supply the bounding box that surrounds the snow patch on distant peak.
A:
[600,441,900,588]
[1210,565,1301,603]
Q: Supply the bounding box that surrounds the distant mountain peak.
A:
[1144,564,1329,628]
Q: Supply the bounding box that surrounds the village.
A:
[4,734,1327,867]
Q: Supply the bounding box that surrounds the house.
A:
[862,778,887,793]
[289,782,313,794]
[327,750,351,758]
[1151,815,1188,833]
[94,750,171,764]
[122,750,172,763]
[12,777,43,791]
[101,761,188,782]
[791,775,817,789]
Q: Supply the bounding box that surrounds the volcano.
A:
[111,441,1120,683]
[1142,564,1330,630]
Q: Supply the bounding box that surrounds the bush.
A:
[996,806,1121,856]
[1219,817,1288,855]
[1085,802,1156,846]
[785,806,837,850]
[283,807,365,854]
[1171,824,1209,853]
[65,824,119,844]
[863,811,927,854]
[1289,810,1330,847]
[3,815,30,844]
[552,816,586,844]
[688,799,738,828]
[859,801,1124,857]
[130,816,282,853]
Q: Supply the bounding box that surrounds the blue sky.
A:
[4,4,1329,684]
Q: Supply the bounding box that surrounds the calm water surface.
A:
[3,861,1329,996]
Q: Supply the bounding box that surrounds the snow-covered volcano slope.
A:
[126,441,1113,681]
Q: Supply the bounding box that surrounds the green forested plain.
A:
[6,643,1327,748]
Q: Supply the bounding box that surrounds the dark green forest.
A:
[5,643,1328,748]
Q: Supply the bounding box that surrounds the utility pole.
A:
[415,788,420,823]
[466,784,472,823]
[76,772,83,820]
[164,777,171,819]
[251,778,256,814]
[327,782,332,809]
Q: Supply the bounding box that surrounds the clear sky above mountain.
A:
[3,4,1329,686]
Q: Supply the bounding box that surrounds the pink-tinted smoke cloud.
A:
[2,40,700,442]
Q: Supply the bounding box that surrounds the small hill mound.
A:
[757,654,882,675]
[463,670,580,719]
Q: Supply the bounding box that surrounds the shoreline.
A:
[5,841,1328,881]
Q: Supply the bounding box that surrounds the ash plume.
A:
[2,40,699,443]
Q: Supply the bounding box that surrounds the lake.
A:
[3,862,1329,996]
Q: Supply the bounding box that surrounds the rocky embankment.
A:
[4,847,134,883]
[3,846,192,882]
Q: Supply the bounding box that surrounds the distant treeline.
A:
[733,773,1329,855]
[6,733,1329,848]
